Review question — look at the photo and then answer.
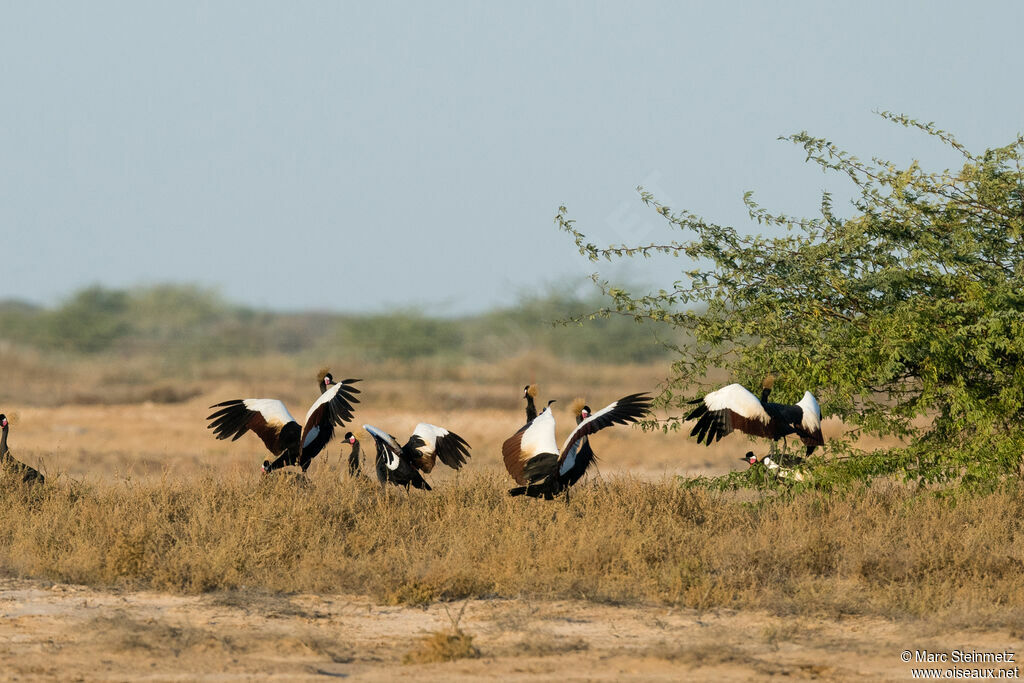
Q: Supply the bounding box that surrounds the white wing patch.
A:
[243,399,295,426]
[520,408,558,458]
[304,381,344,424]
[797,391,821,431]
[703,384,769,423]
[558,399,619,455]
[363,424,403,470]
[411,423,448,454]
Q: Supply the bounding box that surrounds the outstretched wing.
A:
[363,424,405,471]
[502,407,558,486]
[365,423,432,490]
[557,393,652,466]
[403,423,471,473]
[207,399,298,455]
[685,383,771,446]
[298,379,362,467]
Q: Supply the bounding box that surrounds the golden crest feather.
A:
[569,397,587,416]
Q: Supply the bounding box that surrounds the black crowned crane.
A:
[0,414,44,486]
[558,397,598,489]
[318,368,347,395]
[207,378,361,473]
[742,451,808,482]
[685,377,824,460]
[363,423,471,491]
[503,393,652,501]
[344,431,362,477]
[318,369,355,473]
[523,384,539,422]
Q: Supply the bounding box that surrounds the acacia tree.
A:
[558,113,1024,485]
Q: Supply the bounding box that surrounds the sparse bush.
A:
[559,113,1024,487]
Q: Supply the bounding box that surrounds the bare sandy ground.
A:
[3,576,1021,681]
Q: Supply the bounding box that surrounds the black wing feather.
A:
[557,393,652,465]
[207,400,255,442]
[434,431,471,470]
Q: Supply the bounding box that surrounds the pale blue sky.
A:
[2,2,1021,313]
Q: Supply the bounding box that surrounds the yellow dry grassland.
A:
[2,470,1024,627]
[2,348,1021,628]
[3,349,1024,679]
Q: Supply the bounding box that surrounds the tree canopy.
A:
[559,112,1024,486]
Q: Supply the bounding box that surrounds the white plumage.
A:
[242,399,295,427]
[363,424,403,470]
[304,382,348,424]
[410,423,448,455]
[520,407,558,458]
[762,456,807,482]
[701,384,769,423]
[798,391,821,432]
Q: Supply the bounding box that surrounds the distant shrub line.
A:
[0,284,675,363]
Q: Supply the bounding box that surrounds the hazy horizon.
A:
[3,2,1022,314]
[0,276,611,316]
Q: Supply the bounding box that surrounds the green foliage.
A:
[559,112,1024,487]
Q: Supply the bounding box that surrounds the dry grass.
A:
[402,628,480,664]
[2,472,1024,626]
[3,344,1018,632]
[402,603,481,664]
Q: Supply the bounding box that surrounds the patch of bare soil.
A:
[2,577,1020,681]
